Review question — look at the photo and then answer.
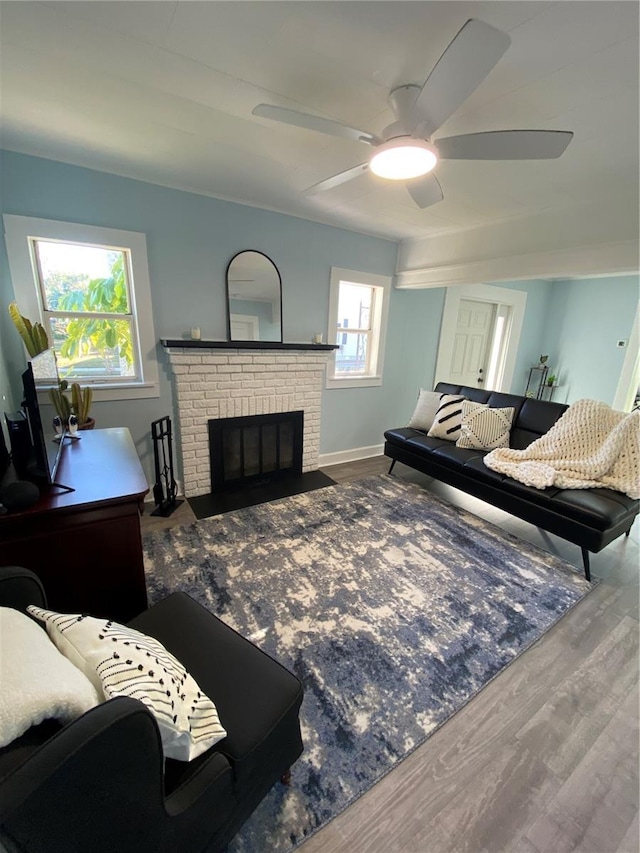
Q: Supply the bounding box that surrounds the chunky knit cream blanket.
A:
[484,398,640,499]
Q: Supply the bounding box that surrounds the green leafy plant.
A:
[8,301,94,426]
[8,302,49,357]
[547,374,557,386]
[58,254,133,370]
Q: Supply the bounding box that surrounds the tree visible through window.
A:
[33,240,137,383]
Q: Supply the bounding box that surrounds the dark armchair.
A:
[0,566,304,853]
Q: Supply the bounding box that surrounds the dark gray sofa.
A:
[384,383,639,580]
[0,566,304,853]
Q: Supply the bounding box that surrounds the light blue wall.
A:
[540,275,639,405]
[0,150,438,482]
[322,285,447,450]
[3,151,635,490]
[478,275,638,404]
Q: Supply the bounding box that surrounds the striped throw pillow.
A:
[427,394,466,441]
[456,400,515,450]
[28,606,227,761]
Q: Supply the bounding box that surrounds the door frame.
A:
[612,300,640,411]
[435,284,527,392]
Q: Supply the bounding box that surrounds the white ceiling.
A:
[1,1,638,243]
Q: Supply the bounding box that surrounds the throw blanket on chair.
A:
[485,399,640,499]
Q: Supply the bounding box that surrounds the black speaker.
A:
[0,422,9,477]
[4,411,32,477]
[0,479,40,512]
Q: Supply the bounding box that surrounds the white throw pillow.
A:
[456,400,515,450]
[407,389,442,432]
[427,394,467,442]
[28,606,227,761]
[0,607,100,748]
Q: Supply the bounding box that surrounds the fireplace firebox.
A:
[208,411,303,492]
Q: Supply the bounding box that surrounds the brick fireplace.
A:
[162,342,334,498]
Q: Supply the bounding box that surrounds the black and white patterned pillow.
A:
[427,394,466,441]
[28,606,227,761]
[456,400,515,450]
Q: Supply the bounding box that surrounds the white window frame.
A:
[326,267,391,389]
[3,214,159,401]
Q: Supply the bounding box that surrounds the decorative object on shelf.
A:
[525,365,561,401]
[9,303,95,429]
[539,354,549,366]
[150,416,183,517]
[312,333,323,344]
[49,382,94,430]
[68,414,79,436]
[190,326,201,340]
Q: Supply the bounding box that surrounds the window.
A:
[4,215,159,401]
[326,268,391,389]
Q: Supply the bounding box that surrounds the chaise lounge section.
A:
[384,383,639,580]
[0,566,304,853]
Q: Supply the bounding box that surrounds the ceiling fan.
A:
[252,18,573,209]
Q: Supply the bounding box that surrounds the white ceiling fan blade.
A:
[412,19,511,137]
[252,104,380,145]
[437,130,574,160]
[304,163,369,196]
[406,173,444,209]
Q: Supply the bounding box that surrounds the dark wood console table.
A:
[0,428,149,622]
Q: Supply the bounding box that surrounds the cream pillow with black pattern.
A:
[456,400,515,450]
[28,606,227,761]
[427,394,467,442]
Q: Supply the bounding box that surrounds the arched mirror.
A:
[226,251,283,342]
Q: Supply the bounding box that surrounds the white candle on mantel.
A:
[190,327,201,340]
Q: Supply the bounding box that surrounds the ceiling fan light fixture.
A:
[369,139,438,180]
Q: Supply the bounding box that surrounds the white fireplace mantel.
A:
[162,342,334,497]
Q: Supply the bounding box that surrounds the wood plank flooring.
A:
[140,457,639,853]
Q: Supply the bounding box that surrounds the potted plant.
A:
[547,374,557,387]
[49,381,95,430]
[8,302,95,429]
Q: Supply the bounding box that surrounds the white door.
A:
[230,314,259,341]
[448,299,496,389]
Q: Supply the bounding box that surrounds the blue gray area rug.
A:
[142,475,592,852]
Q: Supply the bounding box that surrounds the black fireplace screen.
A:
[208,410,303,490]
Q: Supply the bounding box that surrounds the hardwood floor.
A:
[141,457,639,853]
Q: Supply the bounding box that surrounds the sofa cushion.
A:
[550,488,638,531]
[463,456,507,484]
[515,398,568,437]
[457,400,515,450]
[28,607,227,762]
[404,433,451,453]
[129,593,304,787]
[384,427,428,447]
[428,394,465,441]
[0,607,100,749]
[431,444,485,467]
[407,389,442,431]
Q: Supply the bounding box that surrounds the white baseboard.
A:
[318,444,384,467]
